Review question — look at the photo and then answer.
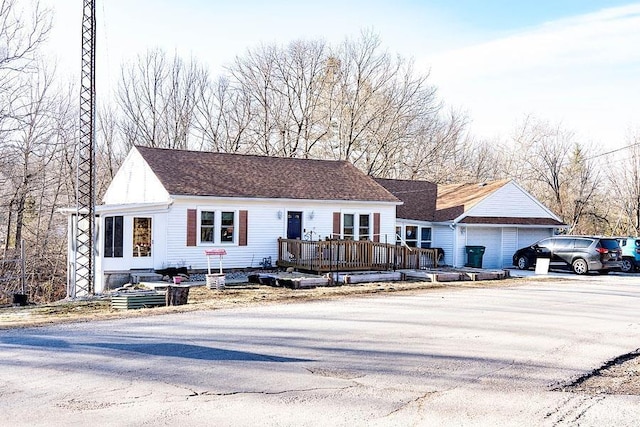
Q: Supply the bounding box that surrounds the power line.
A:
[585,141,640,160]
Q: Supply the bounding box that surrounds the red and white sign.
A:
[204,249,227,256]
[204,249,227,274]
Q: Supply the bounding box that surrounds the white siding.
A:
[103,148,169,204]
[502,228,517,268]
[468,182,556,219]
[432,225,454,266]
[165,198,397,271]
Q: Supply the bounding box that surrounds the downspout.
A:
[449,221,458,267]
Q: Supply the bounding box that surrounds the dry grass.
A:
[0,277,524,329]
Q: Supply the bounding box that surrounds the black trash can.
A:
[465,246,486,268]
[13,293,28,306]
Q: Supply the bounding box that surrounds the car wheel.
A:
[517,256,530,270]
[620,258,633,273]
[572,258,588,275]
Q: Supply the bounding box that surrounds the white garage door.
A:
[517,228,553,249]
[466,227,502,269]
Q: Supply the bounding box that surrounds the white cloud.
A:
[426,4,640,146]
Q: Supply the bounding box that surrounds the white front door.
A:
[131,216,153,269]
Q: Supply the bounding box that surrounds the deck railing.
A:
[277,238,439,273]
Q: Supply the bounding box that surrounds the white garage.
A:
[377,178,566,269]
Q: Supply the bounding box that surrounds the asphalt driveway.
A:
[1,275,640,426]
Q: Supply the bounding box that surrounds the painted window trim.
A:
[340,211,374,241]
[343,213,355,240]
[104,215,124,258]
[197,208,238,246]
[398,224,432,248]
[199,210,216,245]
[358,213,371,241]
[405,224,419,247]
[420,226,432,248]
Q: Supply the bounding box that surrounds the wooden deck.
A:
[277,238,440,273]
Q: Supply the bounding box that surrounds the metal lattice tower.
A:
[70,0,96,298]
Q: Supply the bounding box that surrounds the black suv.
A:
[512,236,622,274]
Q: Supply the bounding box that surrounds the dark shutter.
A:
[239,210,248,246]
[373,212,380,243]
[187,209,197,246]
[333,212,341,239]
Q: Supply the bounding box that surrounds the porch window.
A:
[405,225,418,247]
[420,227,432,248]
[358,214,370,241]
[133,217,152,257]
[396,226,402,244]
[104,216,123,258]
[220,211,235,243]
[343,214,354,240]
[200,211,215,243]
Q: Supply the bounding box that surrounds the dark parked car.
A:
[512,236,622,275]
[617,237,640,273]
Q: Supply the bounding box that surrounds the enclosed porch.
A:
[277,238,441,274]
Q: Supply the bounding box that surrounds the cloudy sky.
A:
[41,0,640,148]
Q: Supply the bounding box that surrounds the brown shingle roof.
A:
[434,180,510,221]
[136,146,399,202]
[377,178,565,226]
[374,178,437,221]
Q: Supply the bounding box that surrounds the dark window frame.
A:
[104,216,123,258]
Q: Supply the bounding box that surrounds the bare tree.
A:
[228,44,280,155]
[117,49,203,149]
[610,134,640,235]
[564,144,603,233]
[192,73,254,153]
[225,30,445,171]
[0,62,74,302]
[0,0,51,248]
[399,108,472,182]
[0,0,51,80]
[322,30,442,177]
[270,39,331,157]
[500,116,603,232]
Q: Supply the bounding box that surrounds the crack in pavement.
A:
[382,389,444,419]
[543,394,605,426]
[186,385,355,398]
[304,366,366,379]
